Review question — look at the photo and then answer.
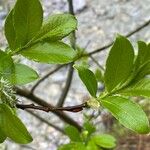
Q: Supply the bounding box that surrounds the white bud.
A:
[87,98,100,109]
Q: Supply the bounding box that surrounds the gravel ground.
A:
[0,0,150,150]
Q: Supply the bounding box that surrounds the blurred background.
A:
[0,0,150,149]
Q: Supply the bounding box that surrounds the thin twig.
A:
[15,87,82,131]
[57,65,74,106]
[31,65,64,93]
[57,0,76,107]
[89,55,104,71]
[16,144,36,150]
[88,19,150,56]
[26,110,65,134]
[68,0,75,15]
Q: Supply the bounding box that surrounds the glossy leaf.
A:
[13,0,43,47]
[133,42,150,82]
[93,134,116,149]
[4,9,18,50]
[135,41,150,68]
[33,14,77,42]
[20,41,76,64]
[132,61,150,82]
[0,104,33,144]
[11,63,39,85]
[119,78,150,98]
[101,96,150,134]
[74,66,97,97]
[65,125,81,142]
[104,35,134,92]
[0,128,6,143]
[0,50,14,80]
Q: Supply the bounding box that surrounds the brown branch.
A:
[67,0,75,16]
[16,102,87,113]
[15,87,82,131]
[88,19,150,56]
[26,110,65,134]
[31,65,64,93]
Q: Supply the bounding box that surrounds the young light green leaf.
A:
[20,41,76,64]
[13,0,43,47]
[74,65,97,97]
[0,104,33,144]
[58,143,75,150]
[86,140,99,150]
[119,78,150,98]
[33,14,77,42]
[104,35,134,92]
[4,9,18,50]
[101,96,150,134]
[0,50,14,80]
[92,134,116,149]
[65,125,81,142]
[11,63,39,85]
[83,122,96,136]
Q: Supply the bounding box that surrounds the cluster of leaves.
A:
[75,35,150,135]
[59,121,116,150]
[0,0,77,144]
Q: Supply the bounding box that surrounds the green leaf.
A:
[133,61,150,82]
[13,0,43,47]
[0,50,14,80]
[95,69,103,82]
[86,140,99,150]
[93,134,116,149]
[135,41,150,68]
[0,51,38,85]
[58,143,86,150]
[0,128,7,143]
[83,122,96,136]
[104,35,134,92]
[65,125,81,142]
[33,14,77,42]
[11,63,39,85]
[20,41,76,64]
[119,78,150,98]
[0,104,33,144]
[4,9,18,50]
[101,96,150,134]
[74,66,97,97]
[132,42,150,82]
[58,143,75,150]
